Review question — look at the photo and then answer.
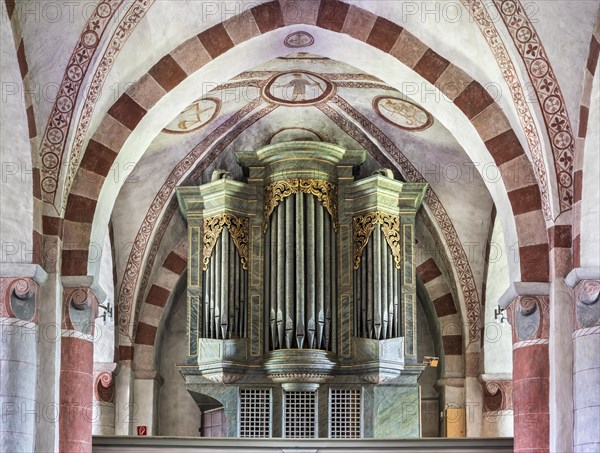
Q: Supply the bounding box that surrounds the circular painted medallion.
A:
[262,71,335,106]
[284,31,315,48]
[373,96,433,131]
[162,98,221,134]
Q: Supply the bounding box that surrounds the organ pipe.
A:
[264,191,337,351]
[354,226,402,340]
[201,222,248,339]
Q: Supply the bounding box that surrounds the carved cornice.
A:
[202,214,249,271]
[352,211,402,270]
[263,179,338,233]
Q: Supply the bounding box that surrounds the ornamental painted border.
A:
[461,0,554,220]
[38,0,124,203]
[494,0,575,211]
[62,0,155,210]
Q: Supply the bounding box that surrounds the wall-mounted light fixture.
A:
[97,301,113,325]
[494,305,507,324]
[424,356,439,367]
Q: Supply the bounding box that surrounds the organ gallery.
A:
[176,141,427,437]
[2,2,598,452]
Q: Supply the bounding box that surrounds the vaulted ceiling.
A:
[3,0,598,362]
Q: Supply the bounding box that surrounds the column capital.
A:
[565,266,600,288]
[498,282,550,309]
[0,276,39,323]
[0,263,47,285]
[61,283,101,337]
[478,374,513,412]
[61,275,106,303]
[94,363,117,403]
[506,295,550,345]
[133,369,163,385]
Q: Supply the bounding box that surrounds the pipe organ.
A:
[177,142,427,439]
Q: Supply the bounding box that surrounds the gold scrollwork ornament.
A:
[353,211,401,269]
[202,214,249,270]
[263,179,338,233]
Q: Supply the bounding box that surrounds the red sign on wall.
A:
[137,426,147,436]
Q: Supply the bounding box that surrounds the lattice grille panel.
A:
[239,389,271,438]
[284,390,317,438]
[329,388,362,438]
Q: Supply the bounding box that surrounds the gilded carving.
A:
[353,211,402,269]
[299,179,338,232]
[263,180,298,231]
[202,214,249,271]
[263,179,338,233]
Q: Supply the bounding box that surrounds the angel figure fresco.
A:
[272,73,325,102]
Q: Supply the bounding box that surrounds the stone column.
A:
[92,364,116,435]
[507,295,550,453]
[133,370,162,435]
[567,273,600,452]
[0,272,44,453]
[59,283,100,453]
[464,351,483,437]
[479,375,513,437]
[113,359,134,436]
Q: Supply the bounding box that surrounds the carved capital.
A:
[574,280,600,328]
[94,371,115,403]
[0,277,38,322]
[63,287,97,334]
[508,295,549,342]
[480,378,513,412]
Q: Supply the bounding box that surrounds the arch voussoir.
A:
[61,0,549,289]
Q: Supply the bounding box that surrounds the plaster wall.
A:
[417,298,440,437]
[0,321,37,452]
[12,0,93,134]
[573,330,600,451]
[93,402,116,436]
[580,65,600,268]
[132,377,160,435]
[1,6,34,263]
[94,232,115,363]
[464,378,483,437]
[482,411,513,438]
[484,218,512,375]
[524,1,599,125]
[157,294,201,436]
